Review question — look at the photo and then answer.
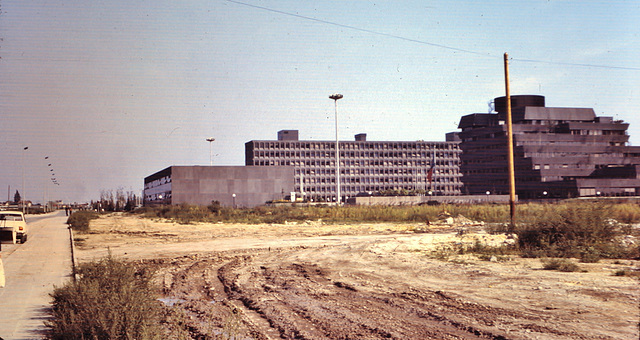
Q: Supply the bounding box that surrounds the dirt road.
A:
[76,214,640,339]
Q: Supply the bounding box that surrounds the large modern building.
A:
[455,95,640,198]
[144,166,294,207]
[245,131,463,202]
[144,94,640,207]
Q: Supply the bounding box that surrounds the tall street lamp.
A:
[206,138,215,166]
[22,146,28,214]
[329,93,343,205]
[43,156,49,212]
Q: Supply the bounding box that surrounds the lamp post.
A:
[22,146,28,214]
[232,193,236,209]
[206,138,215,166]
[329,93,343,205]
[43,157,49,212]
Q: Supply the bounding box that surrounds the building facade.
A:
[245,131,463,202]
[144,166,294,207]
[455,95,640,198]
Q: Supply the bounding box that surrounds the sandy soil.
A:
[75,213,640,339]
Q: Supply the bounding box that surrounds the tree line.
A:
[91,188,138,212]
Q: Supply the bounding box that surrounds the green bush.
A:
[46,256,165,340]
[66,210,100,232]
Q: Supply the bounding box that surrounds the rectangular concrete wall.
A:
[348,194,512,206]
[170,166,294,208]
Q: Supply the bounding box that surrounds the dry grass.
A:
[541,258,582,272]
[45,256,182,340]
[135,201,640,260]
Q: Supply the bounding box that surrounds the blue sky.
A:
[1,0,638,203]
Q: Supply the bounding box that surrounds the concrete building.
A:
[455,95,640,198]
[245,131,463,202]
[144,94,640,206]
[143,166,294,207]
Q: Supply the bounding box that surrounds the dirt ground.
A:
[75,213,640,339]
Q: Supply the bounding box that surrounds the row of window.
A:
[296,168,460,176]
[300,176,461,185]
[145,192,171,201]
[300,184,462,197]
[462,133,506,142]
[462,151,629,165]
[255,159,459,168]
[516,140,617,146]
[252,150,459,158]
[570,130,626,136]
[463,165,535,175]
[534,164,574,170]
[144,176,171,190]
[462,155,508,165]
[251,141,458,151]
[524,152,625,158]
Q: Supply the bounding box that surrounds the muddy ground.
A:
[75,213,640,339]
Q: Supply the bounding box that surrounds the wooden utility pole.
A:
[504,53,516,229]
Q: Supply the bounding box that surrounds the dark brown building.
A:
[455,95,640,198]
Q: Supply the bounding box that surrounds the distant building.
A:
[144,94,640,206]
[143,166,294,208]
[245,131,463,202]
[455,95,640,198]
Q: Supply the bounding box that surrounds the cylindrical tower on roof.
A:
[494,95,545,114]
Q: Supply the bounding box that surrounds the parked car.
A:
[0,211,28,244]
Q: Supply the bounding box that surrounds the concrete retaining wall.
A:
[348,194,513,206]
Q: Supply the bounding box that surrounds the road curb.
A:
[68,226,77,282]
[0,257,4,288]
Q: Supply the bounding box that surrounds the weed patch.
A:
[541,258,582,272]
[428,240,518,262]
[66,210,100,232]
[515,204,638,260]
[135,202,640,260]
[613,269,640,277]
[45,256,170,339]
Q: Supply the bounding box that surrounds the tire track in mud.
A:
[154,246,619,340]
[155,254,281,339]
[155,249,514,339]
[218,254,509,339]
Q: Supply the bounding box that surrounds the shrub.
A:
[46,256,165,340]
[208,200,222,213]
[515,203,623,259]
[66,210,100,232]
[614,269,627,276]
[541,258,581,272]
[613,269,640,277]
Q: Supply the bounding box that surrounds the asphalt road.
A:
[0,211,73,340]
